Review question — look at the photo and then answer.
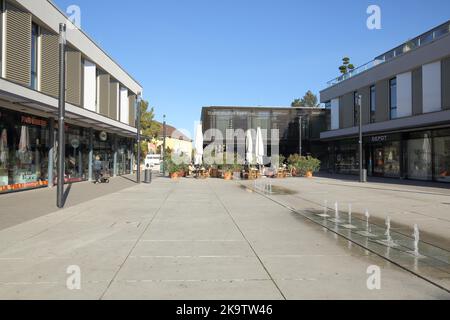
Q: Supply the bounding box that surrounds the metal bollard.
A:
[144,167,152,184]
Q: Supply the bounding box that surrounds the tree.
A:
[291,99,302,107]
[339,57,355,75]
[136,99,161,161]
[139,100,161,139]
[291,91,319,108]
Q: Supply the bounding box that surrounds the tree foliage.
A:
[339,56,355,75]
[139,100,161,139]
[135,99,161,161]
[291,91,319,108]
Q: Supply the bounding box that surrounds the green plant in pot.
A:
[288,154,302,176]
[165,159,180,179]
[298,156,321,178]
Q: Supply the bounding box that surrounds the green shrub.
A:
[287,154,321,176]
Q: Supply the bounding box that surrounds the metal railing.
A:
[326,21,450,88]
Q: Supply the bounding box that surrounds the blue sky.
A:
[54,0,450,135]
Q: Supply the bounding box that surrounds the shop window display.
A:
[334,141,359,175]
[64,127,89,183]
[407,135,432,181]
[0,109,49,193]
[94,131,114,175]
[117,137,132,175]
[434,136,450,183]
[372,142,400,178]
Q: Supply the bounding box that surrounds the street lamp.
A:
[356,94,365,183]
[136,95,142,184]
[57,23,66,209]
[299,115,303,156]
[162,115,167,176]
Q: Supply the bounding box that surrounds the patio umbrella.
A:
[194,122,204,166]
[245,129,253,165]
[255,127,265,166]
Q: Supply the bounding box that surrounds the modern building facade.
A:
[201,106,329,164]
[0,0,142,193]
[320,21,450,183]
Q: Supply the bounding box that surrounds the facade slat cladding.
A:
[359,86,370,125]
[4,2,32,86]
[65,48,82,106]
[375,79,389,122]
[98,72,110,117]
[109,81,119,120]
[40,28,59,97]
[341,93,354,129]
[412,68,423,115]
[443,57,450,110]
[128,94,136,127]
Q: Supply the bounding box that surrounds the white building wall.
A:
[120,87,129,124]
[396,72,412,118]
[331,98,340,130]
[422,61,442,113]
[83,60,97,112]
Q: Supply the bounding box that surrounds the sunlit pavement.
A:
[0,177,449,300]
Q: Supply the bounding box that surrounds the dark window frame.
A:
[30,22,39,90]
[0,0,3,75]
[370,85,376,123]
[390,78,397,120]
[353,91,359,126]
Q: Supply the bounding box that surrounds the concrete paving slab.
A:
[0,177,449,300]
[103,279,284,300]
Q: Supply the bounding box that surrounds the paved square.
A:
[0,177,449,300]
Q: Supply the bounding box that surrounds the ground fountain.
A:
[377,216,397,247]
[318,200,330,218]
[254,179,273,195]
[342,203,357,229]
[409,224,423,258]
[357,209,376,237]
[328,202,342,223]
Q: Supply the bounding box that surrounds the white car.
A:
[145,154,162,169]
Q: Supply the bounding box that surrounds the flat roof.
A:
[45,0,142,89]
[203,106,326,111]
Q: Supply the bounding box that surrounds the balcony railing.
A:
[326,20,450,88]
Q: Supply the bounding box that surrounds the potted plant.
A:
[222,165,233,180]
[231,163,243,180]
[165,158,180,180]
[169,164,180,179]
[298,156,321,178]
[288,154,302,177]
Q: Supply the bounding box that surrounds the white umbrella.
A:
[245,130,253,165]
[255,127,264,166]
[194,122,204,166]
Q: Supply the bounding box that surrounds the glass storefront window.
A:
[64,126,89,183]
[117,137,132,175]
[434,136,450,183]
[407,135,432,181]
[335,141,359,175]
[372,142,400,178]
[0,109,49,193]
[94,130,114,174]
